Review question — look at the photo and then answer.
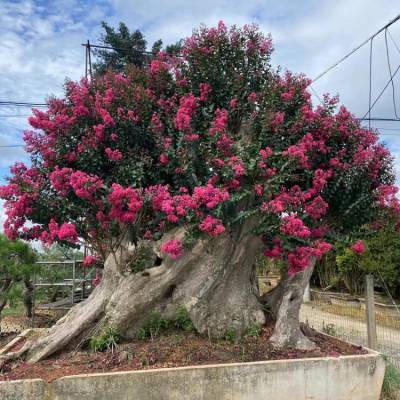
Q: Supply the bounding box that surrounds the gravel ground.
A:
[301,302,400,368]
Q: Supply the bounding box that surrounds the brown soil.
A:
[0,318,366,383]
[0,310,65,333]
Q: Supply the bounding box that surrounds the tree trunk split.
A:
[0,223,316,364]
[262,258,316,350]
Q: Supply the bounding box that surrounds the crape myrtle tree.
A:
[1,21,399,363]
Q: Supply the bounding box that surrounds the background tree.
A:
[0,235,37,324]
[0,22,399,364]
[335,223,400,296]
[93,22,148,74]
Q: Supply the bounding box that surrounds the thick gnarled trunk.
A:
[13,220,265,363]
[263,258,316,350]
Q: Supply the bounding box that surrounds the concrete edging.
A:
[0,350,385,400]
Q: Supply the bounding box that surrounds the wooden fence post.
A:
[365,274,378,349]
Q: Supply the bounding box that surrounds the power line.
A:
[82,42,184,58]
[0,144,24,148]
[83,43,156,56]
[388,29,400,53]
[361,60,400,120]
[384,29,400,119]
[0,115,31,118]
[359,117,400,122]
[312,14,400,83]
[0,101,46,108]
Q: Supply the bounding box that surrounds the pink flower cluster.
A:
[105,147,123,161]
[209,109,228,137]
[70,171,104,200]
[150,60,169,75]
[148,184,229,226]
[192,184,230,208]
[287,242,332,275]
[199,215,225,236]
[83,255,100,267]
[280,215,311,238]
[305,196,328,220]
[58,223,79,242]
[108,183,143,224]
[160,239,183,259]
[50,167,73,195]
[175,93,197,132]
[40,219,78,245]
[351,240,365,254]
[199,83,212,102]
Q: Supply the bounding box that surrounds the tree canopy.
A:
[1,21,398,276]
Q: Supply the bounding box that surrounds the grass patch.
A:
[381,361,400,400]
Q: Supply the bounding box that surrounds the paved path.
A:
[301,303,400,367]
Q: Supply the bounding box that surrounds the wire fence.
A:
[300,279,400,368]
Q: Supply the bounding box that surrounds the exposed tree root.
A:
[1,220,265,365]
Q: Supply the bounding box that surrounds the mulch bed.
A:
[0,320,367,383]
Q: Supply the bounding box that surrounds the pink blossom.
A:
[105,147,123,161]
[281,215,311,238]
[230,98,238,109]
[351,240,365,254]
[248,92,257,103]
[150,60,169,75]
[160,153,169,165]
[281,92,293,102]
[175,93,197,132]
[57,223,78,243]
[287,247,315,275]
[199,215,225,236]
[199,83,212,101]
[210,108,228,137]
[151,113,164,134]
[108,183,143,224]
[50,167,73,195]
[184,133,200,141]
[98,108,115,126]
[161,239,183,259]
[70,171,103,200]
[305,196,328,220]
[192,184,230,209]
[255,184,263,196]
[83,255,99,267]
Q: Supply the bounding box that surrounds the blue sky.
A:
[1,0,400,229]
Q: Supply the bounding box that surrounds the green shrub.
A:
[245,322,262,338]
[224,328,236,343]
[322,322,337,337]
[174,305,195,332]
[90,327,121,352]
[128,244,153,273]
[137,310,169,340]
